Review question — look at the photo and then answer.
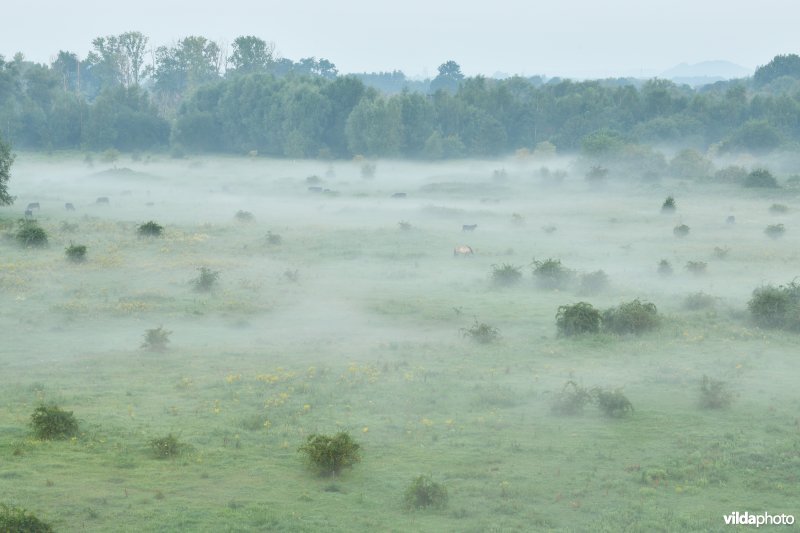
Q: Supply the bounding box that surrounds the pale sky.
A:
[3,0,798,79]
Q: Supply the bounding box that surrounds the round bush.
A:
[31,404,79,440]
[0,504,53,532]
[556,302,601,336]
[404,475,448,510]
[299,432,361,476]
[602,299,659,335]
[16,221,48,247]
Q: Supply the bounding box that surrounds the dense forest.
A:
[1,31,800,160]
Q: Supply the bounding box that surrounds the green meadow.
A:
[1,153,799,532]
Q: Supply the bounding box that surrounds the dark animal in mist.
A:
[24,209,34,219]
[462,224,477,232]
[391,192,407,198]
[726,216,736,225]
[454,245,474,256]
[96,197,110,205]
[65,203,75,211]
[27,202,40,210]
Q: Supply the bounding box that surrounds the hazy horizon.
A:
[5,0,798,79]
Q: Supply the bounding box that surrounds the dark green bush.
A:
[234,210,255,222]
[137,220,163,237]
[142,326,172,351]
[657,259,673,276]
[764,224,785,238]
[748,282,800,330]
[556,302,601,336]
[299,432,361,476]
[602,299,659,335]
[461,320,500,344]
[16,220,48,247]
[744,168,778,188]
[673,224,690,237]
[491,263,523,286]
[265,231,282,245]
[713,246,730,259]
[398,221,412,231]
[683,292,716,310]
[150,433,186,458]
[769,203,788,214]
[661,196,676,213]
[0,504,53,532]
[532,258,572,289]
[193,267,220,291]
[578,270,609,295]
[593,388,634,417]
[699,375,733,409]
[551,381,593,415]
[31,404,79,440]
[65,243,87,263]
[685,261,707,274]
[404,475,448,510]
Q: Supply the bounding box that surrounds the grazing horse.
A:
[96,197,110,205]
[462,224,477,232]
[65,203,75,211]
[27,202,40,210]
[24,209,34,219]
[391,192,407,198]
[454,245,474,256]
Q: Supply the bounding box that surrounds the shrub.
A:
[765,224,785,238]
[551,381,593,415]
[699,375,733,409]
[461,320,500,344]
[65,243,87,263]
[511,213,525,226]
[299,432,361,476]
[361,162,376,179]
[0,504,53,532]
[585,165,608,181]
[578,270,609,295]
[150,433,186,459]
[16,220,48,247]
[532,258,572,289]
[137,220,163,237]
[713,246,730,259]
[602,299,659,335]
[404,475,448,510]
[556,302,601,336]
[769,203,788,214]
[193,267,220,291]
[673,224,690,237]
[234,210,255,222]
[398,220,412,231]
[60,221,78,232]
[284,269,299,282]
[491,263,523,286]
[744,168,779,188]
[683,292,716,310]
[265,231,282,245]
[657,259,673,276]
[593,388,634,417]
[661,196,676,213]
[714,165,748,184]
[685,261,707,275]
[748,282,800,330]
[142,326,172,351]
[31,404,79,440]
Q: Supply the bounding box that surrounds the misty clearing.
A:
[1,151,799,531]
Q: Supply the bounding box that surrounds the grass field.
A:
[1,153,799,531]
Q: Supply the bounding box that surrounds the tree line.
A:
[1,31,800,159]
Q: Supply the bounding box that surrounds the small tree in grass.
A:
[31,404,79,440]
[299,432,361,477]
[404,475,448,510]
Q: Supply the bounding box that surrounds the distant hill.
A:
[661,60,752,86]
